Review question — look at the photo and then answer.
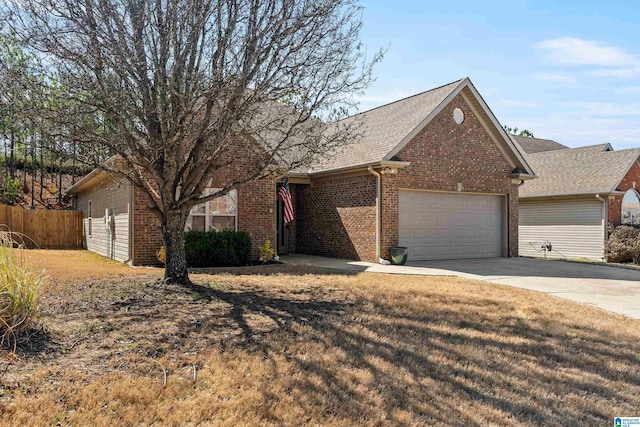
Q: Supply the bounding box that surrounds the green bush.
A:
[0,230,44,350]
[184,230,252,268]
[606,225,640,264]
[0,175,21,205]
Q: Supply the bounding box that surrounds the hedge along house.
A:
[513,135,640,260]
[68,78,535,265]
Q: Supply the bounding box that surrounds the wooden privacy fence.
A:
[0,204,83,249]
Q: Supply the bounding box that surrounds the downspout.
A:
[125,183,133,265]
[368,166,390,264]
[595,194,607,261]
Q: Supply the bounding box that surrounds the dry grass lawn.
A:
[1,250,639,426]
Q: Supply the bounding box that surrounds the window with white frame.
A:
[622,189,640,225]
[185,189,237,232]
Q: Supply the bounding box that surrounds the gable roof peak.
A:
[338,78,466,121]
[311,77,533,176]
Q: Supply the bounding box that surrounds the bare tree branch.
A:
[1,0,383,284]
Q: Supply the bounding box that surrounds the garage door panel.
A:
[519,200,604,260]
[399,191,503,261]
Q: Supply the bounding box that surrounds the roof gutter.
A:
[520,191,620,201]
[66,168,105,195]
[66,155,123,195]
[510,172,536,181]
[309,160,411,178]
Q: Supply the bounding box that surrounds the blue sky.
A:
[356,0,640,149]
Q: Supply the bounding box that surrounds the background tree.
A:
[503,125,534,138]
[4,0,381,284]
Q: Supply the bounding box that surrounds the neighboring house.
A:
[67,78,535,265]
[513,135,640,260]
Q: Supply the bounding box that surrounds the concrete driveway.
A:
[281,255,640,319]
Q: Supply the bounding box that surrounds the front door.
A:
[276,194,289,254]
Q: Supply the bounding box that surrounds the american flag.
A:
[278,181,294,224]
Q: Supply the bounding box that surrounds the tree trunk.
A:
[23,138,29,189]
[162,209,190,285]
[9,129,14,179]
[39,138,43,202]
[30,132,35,208]
[58,158,62,206]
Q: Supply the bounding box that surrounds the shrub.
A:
[156,246,166,265]
[184,230,251,268]
[258,239,275,263]
[0,175,21,205]
[606,225,640,264]
[0,230,44,350]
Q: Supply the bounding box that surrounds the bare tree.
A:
[3,0,381,284]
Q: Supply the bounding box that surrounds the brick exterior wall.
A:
[286,184,297,253]
[237,177,277,257]
[380,172,399,260]
[294,174,377,260]
[293,93,521,262]
[608,160,640,226]
[390,93,520,258]
[131,187,164,265]
[130,176,276,266]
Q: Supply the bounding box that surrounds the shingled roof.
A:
[519,145,640,198]
[509,135,568,154]
[310,80,463,172]
[310,78,533,176]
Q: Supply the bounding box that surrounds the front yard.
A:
[2,250,639,425]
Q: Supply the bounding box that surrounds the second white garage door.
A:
[399,191,504,261]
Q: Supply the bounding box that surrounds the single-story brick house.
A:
[513,135,640,260]
[67,78,535,265]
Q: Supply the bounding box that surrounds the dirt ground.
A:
[1,250,639,426]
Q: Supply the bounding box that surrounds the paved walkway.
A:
[280,254,640,319]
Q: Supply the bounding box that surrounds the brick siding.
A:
[131,187,164,265]
[390,93,520,258]
[608,161,640,226]
[294,174,377,260]
[294,93,521,262]
[130,176,276,266]
[286,184,297,253]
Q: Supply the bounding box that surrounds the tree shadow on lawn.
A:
[7,272,640,426]
[206,286,640,425]
[189,263,361,277]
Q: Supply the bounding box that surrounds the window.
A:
[622,189,640,225]
[88,200,92,237]
[185,189,237,232]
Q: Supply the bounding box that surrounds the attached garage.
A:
[399,191,504,261]
[513,137,640,261]
[519,199,605,260]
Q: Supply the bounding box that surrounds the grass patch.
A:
[1,252,639,425]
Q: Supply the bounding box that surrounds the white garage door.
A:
[399,191,504,261]
[519,199,604,260]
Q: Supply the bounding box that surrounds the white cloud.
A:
[587,67,640,79]
[558,101,640,117]
[534,37,637,67]
[618,86,640,94]
[504,115,640,149]
[495,99,541,108]
[532,72,577,84]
